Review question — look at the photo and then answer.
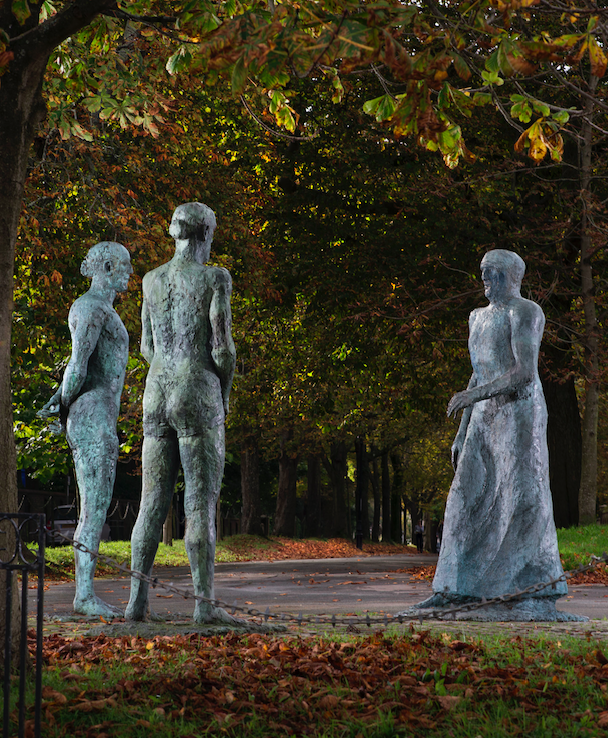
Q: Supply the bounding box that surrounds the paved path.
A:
[32,554,607,624]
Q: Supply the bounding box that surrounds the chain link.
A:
[46,531,608,627]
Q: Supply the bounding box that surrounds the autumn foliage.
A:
[18,628,608,737]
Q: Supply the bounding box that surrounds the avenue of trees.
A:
[2,0,607,668]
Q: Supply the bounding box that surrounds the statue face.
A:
[108,254,133,293]
[481,264,507,302]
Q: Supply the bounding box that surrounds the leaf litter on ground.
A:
[15,626,608,737]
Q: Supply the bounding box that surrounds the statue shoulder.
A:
[469,306,485,324]
[208,266,233,291]
[142,264,167,293]
[512,296,544,321]
[509,297,545,335]
[69,293,112,325]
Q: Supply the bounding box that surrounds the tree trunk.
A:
[354,437,366,548]
[381,449,391,543]
[274,429,298,537]
[542,377,581,528]
[370,448,380,542]
[390,452,403,543]
[240,437,260,535]
[327,440,348,538]
[0,0,118,680]
[578,74,601,525]
[306,455,322,537]
[0,39,46,684]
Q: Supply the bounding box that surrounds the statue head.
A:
[480,249,525,302]
[81,242,132,293]
[169,203,216,262]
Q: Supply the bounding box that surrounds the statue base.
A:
[398,593,588,622]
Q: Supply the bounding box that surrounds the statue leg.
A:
[72,435,122,617]
[180,427,243,625]
[125,435,178,621]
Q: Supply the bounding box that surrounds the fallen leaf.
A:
[41,687,67,704]
[437,695,462,710]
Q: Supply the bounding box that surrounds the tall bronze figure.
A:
[39,241,132,617]
[412,249,583,621]
[126,203,237,624]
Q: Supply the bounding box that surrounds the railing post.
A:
[0,513,45,738]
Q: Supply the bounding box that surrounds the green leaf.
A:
[166,45,192,76]
[363,94,395,122]
[552,110,570,125]
[473,92,493,105]
[511,100,532,123]
[531,99,550,117]
[481,70,503,86]
[332,76,344,104]
[362,95,384,116]
[70,121,93,142]
[12,0,30,24]
[231,56,248,95]
[276,106,296,132]
[83,95,103,113]
[452,52,471,81]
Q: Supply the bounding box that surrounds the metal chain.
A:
[46,530,608,627]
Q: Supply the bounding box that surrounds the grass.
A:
[41,534,415,579]
[556,524,608,570]
[43,536,257,578]
[10,628,608,737]
[41,525,608,581]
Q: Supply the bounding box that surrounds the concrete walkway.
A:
[32,553,607,624]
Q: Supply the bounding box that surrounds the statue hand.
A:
[447,389,475,418]
[37,394,61,419]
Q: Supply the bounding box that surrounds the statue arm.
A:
[450,374,476,471]
[140,292,154,364]
[447,301,542,417]
[210,268,236,415]
[61,303,105,409]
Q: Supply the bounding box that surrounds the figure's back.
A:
[144,259,217,373]
[142,258,229,431]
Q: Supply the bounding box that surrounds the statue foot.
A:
[73,595,123,618]
[193,604,247,626]
[124,599,148,622]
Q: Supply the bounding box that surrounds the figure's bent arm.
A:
[209,268,236,415]
[140,288,154,365]
[449,374,476,470]
[448,302,542,415]
[61,302,106,408]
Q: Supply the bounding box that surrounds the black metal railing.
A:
[1,513,45,738]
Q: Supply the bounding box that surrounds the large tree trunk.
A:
[381,449,391,543]
[543,377,581,528]
[305,455,322,537]
[324,440,348,537]
[390,452,403,543]
[273,429,298,536]
[0,18,49,681]
[240,437,260,535]
[354,437,366,548]
[370,449,380,542]
[0,0,119,679]
[578,74,601,525]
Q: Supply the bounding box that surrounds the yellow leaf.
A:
[589,37,607,77]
